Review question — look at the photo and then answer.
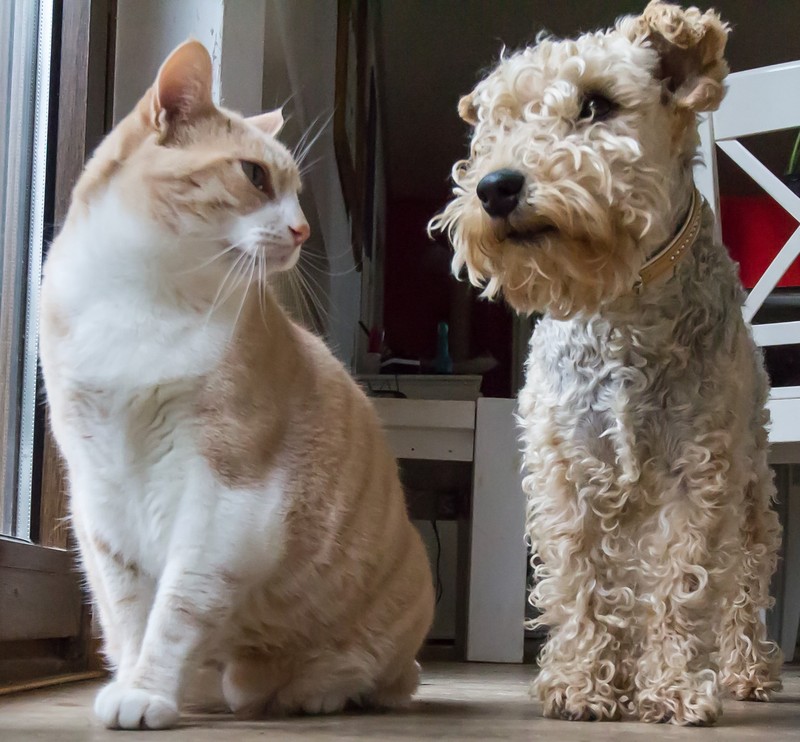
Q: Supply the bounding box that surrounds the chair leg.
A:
[780,466,800,662]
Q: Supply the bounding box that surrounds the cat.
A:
[39,40,434,730]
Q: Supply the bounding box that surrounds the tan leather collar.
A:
[635,187,703,293]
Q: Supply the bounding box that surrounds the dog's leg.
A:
[718,441,782,701]
[634,485,728,726]
[528,462,628,721]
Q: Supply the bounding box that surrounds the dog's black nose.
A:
[476,169,525,218]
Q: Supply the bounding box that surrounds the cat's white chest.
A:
[42,197,235,390]
[61,288,231,390]
[69,382,204,576]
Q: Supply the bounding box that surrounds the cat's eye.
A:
[240,160,271,195]
[579,92,616,122]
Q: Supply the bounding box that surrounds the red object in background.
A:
[367,326,384,354]
[721,195,800,288]
[383,198,512,397]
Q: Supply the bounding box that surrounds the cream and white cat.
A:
[39,41,434,730]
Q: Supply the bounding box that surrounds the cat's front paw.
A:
[94,681,179,730]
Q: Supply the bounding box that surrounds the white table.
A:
[372,397,527,663]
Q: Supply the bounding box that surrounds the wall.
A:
[114,0,224,121]
[115,0,270,120]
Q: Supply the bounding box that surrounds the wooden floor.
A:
[2,663,799,740]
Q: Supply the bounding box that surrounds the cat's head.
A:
[75,40,309,276]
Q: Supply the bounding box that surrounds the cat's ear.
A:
[247,109,284,137]
[152,40,214,133]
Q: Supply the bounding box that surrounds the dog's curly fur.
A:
[431,1,782,726]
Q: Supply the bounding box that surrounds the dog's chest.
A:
[529,317,629,403]
[525,316,683,462]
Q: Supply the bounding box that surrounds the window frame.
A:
[0,0,46,540]
[0,0,116,689]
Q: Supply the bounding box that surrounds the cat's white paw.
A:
[94,681,179,730]
[300,691,349,715]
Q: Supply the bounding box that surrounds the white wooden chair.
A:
[695,60,800,661]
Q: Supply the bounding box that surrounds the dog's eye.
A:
[579,93,615,122]
[240,160,272,195]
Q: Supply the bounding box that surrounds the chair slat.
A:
[752,321,800,347]
[717,141,800,223]
[713,61,800,140]
[743,227,800,321]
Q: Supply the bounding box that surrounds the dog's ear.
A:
[630,1,730,113]
[458,93,478,125]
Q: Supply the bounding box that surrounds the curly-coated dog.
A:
[430,0,782,726]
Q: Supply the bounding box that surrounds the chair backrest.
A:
[695,60,800,349]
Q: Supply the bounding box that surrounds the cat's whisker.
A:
[257,252,268,328]
[230,253,257,332]
[302,241,361,264]
[277,91,296,113]
[291,109,327,161]
[178,242,241,275]
[206,249,249,324]
[295,275,320,329]
[296,257,325,289]
[291,123,316,163]
[295,110,334,168]
[297,253,325,267]
[297,269,328,318]
[299,249,356,280]
[293,264,328,325]
[284,268,315,329]
[299,155,326,178]
[279,269,301,318]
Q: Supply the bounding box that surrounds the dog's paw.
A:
[547,702,620,722]
[555,706,599,722]
[638,691,721,726]
[538,684,620,722]
[727,678,782,702]
[94,681,179,730]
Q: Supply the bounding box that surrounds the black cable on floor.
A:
[431,520,444,605]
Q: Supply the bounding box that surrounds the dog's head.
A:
[430,1,729,318]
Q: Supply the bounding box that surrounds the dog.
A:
[430,1,782,726]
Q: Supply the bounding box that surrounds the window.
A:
[0,0,54,540]
[0,0,114,689]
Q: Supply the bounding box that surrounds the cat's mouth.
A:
[262,245,298,261]
[229,242,297,261]
[258,243,303,274]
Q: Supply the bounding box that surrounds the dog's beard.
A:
[505,232,642,317]
[479,233,640,318]
[433,196,644,319]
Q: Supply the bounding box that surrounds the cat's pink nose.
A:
[290,223,310,247]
